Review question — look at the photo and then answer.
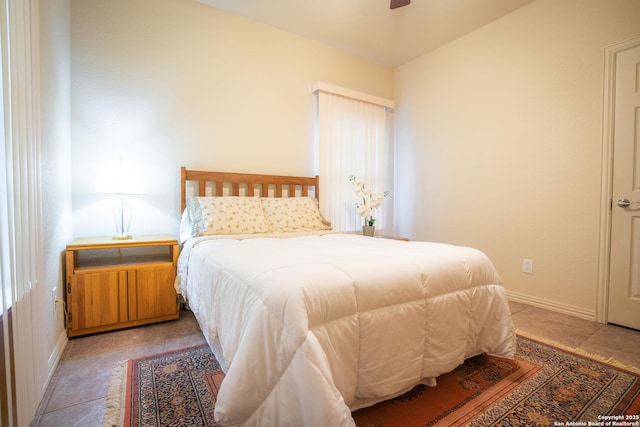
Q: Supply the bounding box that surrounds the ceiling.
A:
[197,0,536,67]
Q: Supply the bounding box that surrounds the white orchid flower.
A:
[349,175,389,226]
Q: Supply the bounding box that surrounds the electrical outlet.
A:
[51,287,57,302]
[522,259,533,274]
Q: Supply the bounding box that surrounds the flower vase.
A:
[362,225,375,237]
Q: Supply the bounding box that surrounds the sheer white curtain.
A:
[1,0,44,425]
[315,84,393,233]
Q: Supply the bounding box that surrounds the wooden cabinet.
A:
[65,235,180,337]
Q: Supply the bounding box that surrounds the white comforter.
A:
[176,233,515,427]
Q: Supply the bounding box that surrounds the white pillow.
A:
[261,197,332,232]
[179,209,193,242]
[187,197,270,236]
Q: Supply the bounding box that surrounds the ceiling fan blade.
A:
[390,0,410,9]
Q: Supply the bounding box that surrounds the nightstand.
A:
[346,231,410,241]
[375,235,410,241]
[65,234,180,337]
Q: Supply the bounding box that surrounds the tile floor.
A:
[30,302,640,426]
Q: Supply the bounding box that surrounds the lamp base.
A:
[112,234,133,240]
[113,197,133,240]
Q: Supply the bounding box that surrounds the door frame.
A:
[597,36,640,324]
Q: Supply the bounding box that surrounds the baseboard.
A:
[42,330,68,393]
[506,290,597,322]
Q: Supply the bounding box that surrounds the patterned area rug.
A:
[105,335,640,427]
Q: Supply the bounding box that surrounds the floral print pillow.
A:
[261,198,332,232]
[187,197,270,236]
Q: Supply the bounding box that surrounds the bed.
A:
[175,167,516,427]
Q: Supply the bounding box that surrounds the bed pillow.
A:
[187,196,270,236]
[179,208,193,242]
[261,197,332,232]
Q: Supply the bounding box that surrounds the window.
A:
[1,1,44,423]
[314,83,394,233]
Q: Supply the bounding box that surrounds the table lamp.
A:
[94,158,147,239]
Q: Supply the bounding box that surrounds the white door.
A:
[608,43,640,330]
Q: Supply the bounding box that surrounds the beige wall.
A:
[70,0,394,238]
[40,0,72,401]
[394,0,640,317]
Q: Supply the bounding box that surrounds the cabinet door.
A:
[130,266,177,321]
[69,271,127,331]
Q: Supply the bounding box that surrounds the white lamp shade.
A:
[95,158,147,195]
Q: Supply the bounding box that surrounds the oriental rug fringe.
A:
[103,333,640,427]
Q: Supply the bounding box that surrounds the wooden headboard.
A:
[180,167,320,213]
